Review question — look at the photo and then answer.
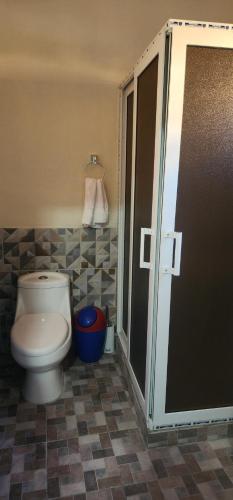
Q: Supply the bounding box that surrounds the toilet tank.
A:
[15,272,71,326]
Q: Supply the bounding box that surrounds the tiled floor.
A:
[1,355,233,499]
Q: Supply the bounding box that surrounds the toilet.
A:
[11,272,72,404]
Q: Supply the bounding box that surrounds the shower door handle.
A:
[140,228,153,269]
[163,232,182,276]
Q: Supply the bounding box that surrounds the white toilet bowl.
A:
[10,272,72,404]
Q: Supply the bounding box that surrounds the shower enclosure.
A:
[117,19,233,430]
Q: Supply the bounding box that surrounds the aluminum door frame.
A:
[117,79,134,357]
[152,25,233,428]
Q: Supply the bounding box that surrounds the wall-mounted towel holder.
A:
[85,154,105,178]
[86,154,104,168]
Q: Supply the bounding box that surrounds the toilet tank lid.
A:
[18,272,69,289]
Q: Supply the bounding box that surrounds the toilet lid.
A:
[11,313,68,356]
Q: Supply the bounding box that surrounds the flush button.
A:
[38,275,48,280]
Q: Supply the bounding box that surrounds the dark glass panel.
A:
[130,56,159,395]
[166,47,233,412]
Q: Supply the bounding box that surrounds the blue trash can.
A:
[74,306,106,363]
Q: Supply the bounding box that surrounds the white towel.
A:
[82,177,108,228]
[82,177,97,226]
[93,179,108,225]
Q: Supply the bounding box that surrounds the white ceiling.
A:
[0,0,232,85]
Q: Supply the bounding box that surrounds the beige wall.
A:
[0,0,232,228]
[0,79,118,227]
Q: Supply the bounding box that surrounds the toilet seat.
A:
[11,312,68,357]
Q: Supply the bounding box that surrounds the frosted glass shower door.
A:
[153,26,233,427]
[128,33,165,407]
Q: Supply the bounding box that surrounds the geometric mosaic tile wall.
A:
[0,227,117,354]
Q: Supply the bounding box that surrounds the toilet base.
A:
[23,366,64,404]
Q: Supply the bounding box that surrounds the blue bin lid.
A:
[77,306,97,328]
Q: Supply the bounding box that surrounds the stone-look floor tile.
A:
[93,448,114,460]
[84,470,98,492]
[47,477,60,498]
[0,447,12,474]
[12,443,46,473]
[21,468,47,494]
[100,433,112,449]
[167,464,190,476]
[210,438,233,450]
[83,458,105,472]
[111,486,126,499]
[116,453,138,465]
[199,457,223,472]
[9,481,22,499]
[14,407,46,445]
[180,495,203,500]
[182,474,200,495]
[2,355,233,500]
[131,466,156,483]
[215,449,233,468]
[21,490,47,500]
[214,468,233,490]
[79,444,93,462]
[0,422,16,449]
[147,480,165,499]
[216,490,233,500]
[152,458,168,479]
[198,479,223,499]
[73,495,86,500]
[193,470,217,484]
[136,451,153,471]
[97,475,121,489]
[111,429,145,457]
[124,482,148,497]
[47,439,67,450]
[48,464,70,478]
[119,463,134,484]
[0,474,10,497]
[60,479,86,497]
[183,453,202,474]
[86,489,112,500]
